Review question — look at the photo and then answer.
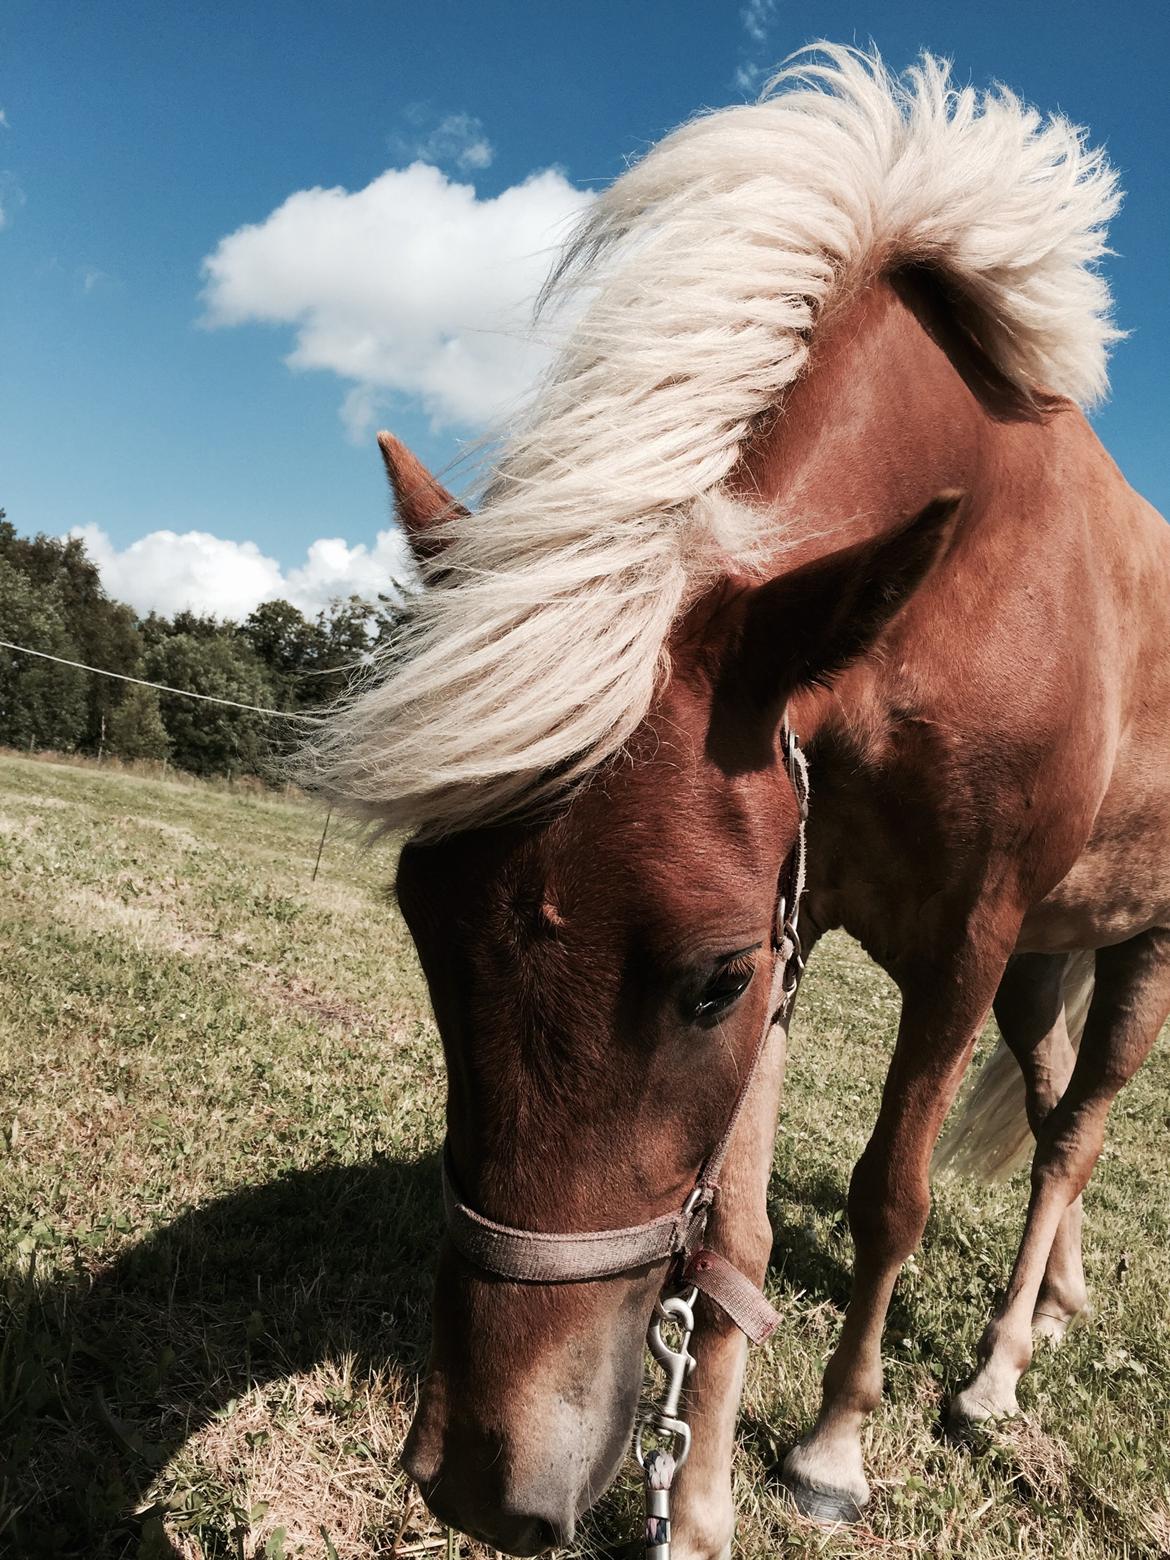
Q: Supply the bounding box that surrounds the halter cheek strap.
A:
[440,723,809,1344]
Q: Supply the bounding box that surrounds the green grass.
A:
[1,750,1167,1559]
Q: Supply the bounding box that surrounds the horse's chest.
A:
[801,780,959,970]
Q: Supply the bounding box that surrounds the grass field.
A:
[1,750,1167,1560]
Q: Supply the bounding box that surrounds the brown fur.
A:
[382,268,1170,1555]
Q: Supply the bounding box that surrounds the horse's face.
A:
[396,638,798,1553]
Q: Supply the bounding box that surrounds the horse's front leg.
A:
[670,1008,791,1559]
[781,958,1007,1521]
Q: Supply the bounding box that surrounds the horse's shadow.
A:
[5,1156,950,1559]
[3,1152,442,1559]
[766,1169,854,1307]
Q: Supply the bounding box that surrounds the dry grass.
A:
[1,751,1167,1559]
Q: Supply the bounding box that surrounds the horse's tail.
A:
[932,950,1096,1181]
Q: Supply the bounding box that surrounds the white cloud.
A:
[200,160,593,433]
[0,171,24,231]
[0,108,9,130]
[71,522,416,622]
[735,0,779,94]
[740,0,776,46]
[405,111,494,171]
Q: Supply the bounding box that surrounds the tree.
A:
[0,520,143,748]
[240,599,326,709]
[145,632,277,777]
[106,684,171,762]
[309,594,384,702]
[168,610,225,641]
[138,610,175,650]
[0,512,400,780]
[0,557,88,750]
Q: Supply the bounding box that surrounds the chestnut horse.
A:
[308,51,1169,1557]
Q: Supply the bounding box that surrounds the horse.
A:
[304,48,1170,1558]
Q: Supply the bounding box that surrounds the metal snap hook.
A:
[635,1284,699,1557]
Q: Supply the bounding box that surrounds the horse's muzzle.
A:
[402,1439,573,1556]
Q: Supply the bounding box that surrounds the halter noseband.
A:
[439,721,809,1345]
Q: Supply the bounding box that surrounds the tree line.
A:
[0,510,402,780]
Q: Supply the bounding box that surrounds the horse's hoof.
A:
[1031,1313,1069,1347]
[1032,1301,1089,1348]
[947,1387,1016,1441]
[946,1406,989,1445]
[780,1473,866,1525]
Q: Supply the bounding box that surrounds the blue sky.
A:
[2,1,1167,618]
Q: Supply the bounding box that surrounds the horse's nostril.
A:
[457,1513,560,1557]
[480,1516,562,1555]
[532,1517,561,1551]
[414,1482,565,1557]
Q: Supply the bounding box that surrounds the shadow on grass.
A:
[2,1155,1021,1560]
[6,1157,864,1559]
[766,1169,853,1308]
[1,1151,442,1559]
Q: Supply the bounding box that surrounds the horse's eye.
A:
[685,953,757,1025]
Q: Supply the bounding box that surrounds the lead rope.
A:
[633,717,808,1558]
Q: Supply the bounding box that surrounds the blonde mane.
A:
[303,45,1120,837]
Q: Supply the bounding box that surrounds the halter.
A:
[439,722,810,1556]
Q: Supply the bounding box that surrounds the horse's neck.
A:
[744,273,1170,958]
[743,271,1158,731]
[740,273,1016,563]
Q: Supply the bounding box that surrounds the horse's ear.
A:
[734,490,963,712]
[376,431,469,561]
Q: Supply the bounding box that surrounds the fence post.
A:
[312,807,332,882]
